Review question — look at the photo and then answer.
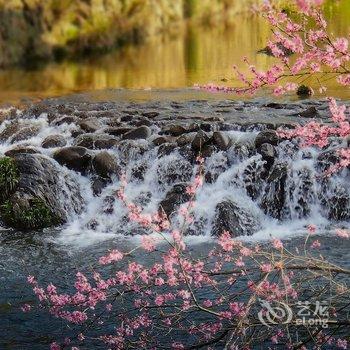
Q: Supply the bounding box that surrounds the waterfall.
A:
[0,99,348,244]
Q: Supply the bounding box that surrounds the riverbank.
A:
[0,0,257,68]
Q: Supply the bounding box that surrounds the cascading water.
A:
[0,98,348,246]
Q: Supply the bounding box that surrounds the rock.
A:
[201,144,217,158]
[159,183,191,217]
[142,111,159,119]
[52,116,77,126]
[213,131,231,150]
[199,122,214,132]
[74,134,95,149]
[176,133,196,147]
[74,133,119,149]
[297,85,313,97]
[164,124,188,137]
[92,176,110,196]
[78,118,102,133]
[152,136,170,146]
[0,123,21,141]
[106,117,122,127]
[135,118,152,127]
[265,102,285,109]
[5,146,40,158]
[298,106,319,118]
[105,127,133,137]
[94,136,119,149]
[53,146,92,173]
[0,154,83,230]
[42,135,67,148]
[191,130,211,151]
[254,130,279,148]
[122,126,152,140]
[212,199,261,237]
[260,162,288,219]
[10,125,41,143]
[92,151,120,179]
[258,143,276,169]
[120,115,133,122]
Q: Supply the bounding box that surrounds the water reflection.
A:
[0,0,349,104]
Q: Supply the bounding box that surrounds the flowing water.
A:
[0,95,349,348]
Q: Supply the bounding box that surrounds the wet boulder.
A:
[212,199,261,237]
[52,116,77,126]
[42,135,67,148]
[92,151,120,179]
[78,117,102,133]
[152,136,171,146]
[176,133,196,147]
[74,134,95,149]
[0,123,21,141]
[254,130,279,149]
[201,144,217,158]
[212,131,231,151]
[258,143,277,169]
[122,126,152,140]
[94,135,119,149]
[0,154,83,230]
[159,183,191,217]
[53,146,92,174]
[10,125,41,143]
[163,124,188,137]
[5,146,41,158]
[260,162,288,219]
[191,130,211,151]
[105,127,133,137]
[74,133,119,150]
[92,176,110,196]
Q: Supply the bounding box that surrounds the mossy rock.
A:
[0,157,19,201]
[297,85,313,97]
[1,197,60,230]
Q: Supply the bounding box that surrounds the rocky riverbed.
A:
[0,97,348,237]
